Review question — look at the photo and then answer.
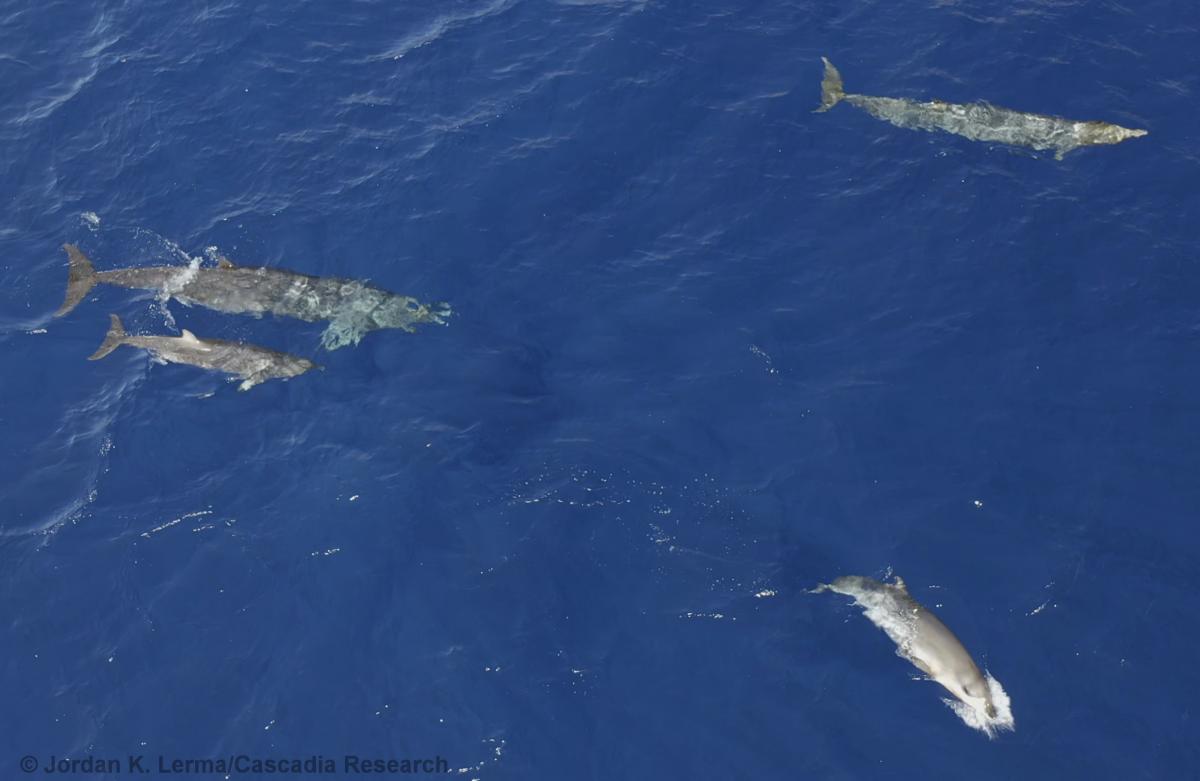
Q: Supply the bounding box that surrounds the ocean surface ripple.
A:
[1,1,1196,778]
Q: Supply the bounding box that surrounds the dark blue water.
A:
[2,0,1196,778]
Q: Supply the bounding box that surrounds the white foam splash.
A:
[154,256,202,328]
[842,583,921,652]
[454,737,506,778]
[943,674,1015,739]
[141,509,212,538]
[152,233,194,263]
[749,344,779,374]
[161,257,202,297]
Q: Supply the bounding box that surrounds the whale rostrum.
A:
[57,245,451,350]
[814,574,1015,737]
[816,57,1147,160]
[89,314,318,391]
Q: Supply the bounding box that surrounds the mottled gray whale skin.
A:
[89,314,317,391]
[57,245,451,350]
[815,575,1000,722]
[816,57,1147,159]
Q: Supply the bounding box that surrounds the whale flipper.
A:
[909,654,933,676]
[58,244,99,316]
[89,314,128,360]
[815,57,846,113]
[238,372,267,392]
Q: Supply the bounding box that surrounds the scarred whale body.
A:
[816,57,1147,159]
[89,314,317,391]
[57,245,451,350]
[815,574,1015,737]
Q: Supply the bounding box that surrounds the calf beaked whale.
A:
[90,314,317,391]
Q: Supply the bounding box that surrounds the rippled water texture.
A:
[1,1,1197,778]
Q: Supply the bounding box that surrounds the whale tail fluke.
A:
[57,244,98,316]
[89,314,128,360]
[815,56,845,113]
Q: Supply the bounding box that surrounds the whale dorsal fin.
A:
[180,329,213,352]
[892,575,908,592]
[217,256,237,269]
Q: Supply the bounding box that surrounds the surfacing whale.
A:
[57,245,451,350]
[816,57,1147,159]
[90,314,317,391]
[814,574,1014,737]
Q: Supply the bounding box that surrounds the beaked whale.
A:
[57,245,451,350]
[814,574,1015,737]
[816,57,1147,159]
[90,314,317,391]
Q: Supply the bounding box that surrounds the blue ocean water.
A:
[2,0,1197,777]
